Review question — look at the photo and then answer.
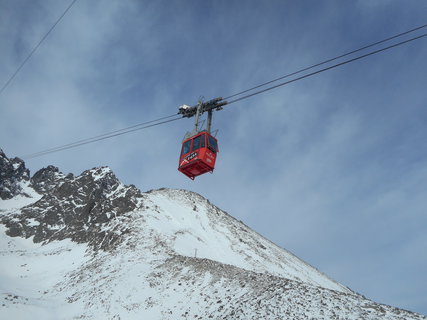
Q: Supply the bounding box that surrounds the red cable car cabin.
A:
[178,131,218,180]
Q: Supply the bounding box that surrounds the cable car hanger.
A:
[178,97,227,122]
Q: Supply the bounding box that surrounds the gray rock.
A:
[2,164,143,250]
[30,165,66,194]
[0,149,30,200]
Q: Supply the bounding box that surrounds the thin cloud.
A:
[0,0,426,315]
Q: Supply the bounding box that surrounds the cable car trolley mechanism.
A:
[177,97,227,180]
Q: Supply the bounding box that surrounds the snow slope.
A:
[141,189,348,292]
[1,163,426,319]
[0,225,89,319]
[0,181,41,211]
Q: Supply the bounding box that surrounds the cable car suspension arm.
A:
[178,97,228,118]
[178,97,227,134]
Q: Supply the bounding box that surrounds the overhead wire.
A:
[22,115,182,159]
[224,23,427,100]
[0,0,78,96]
[226,32,427,105]
[22,113,178,158]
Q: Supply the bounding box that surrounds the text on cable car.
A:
[185,152,198,161]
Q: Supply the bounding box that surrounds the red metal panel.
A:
[179,159,213,179]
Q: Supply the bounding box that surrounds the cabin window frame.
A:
[208,135,218,153]
[182,139,192,155]
[192,135,201,151]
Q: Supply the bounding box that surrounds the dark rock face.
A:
[2,162,143,250]
[30,165,69,194]
[0,149,30,200]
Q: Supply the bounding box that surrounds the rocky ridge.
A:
[0,149,30,200]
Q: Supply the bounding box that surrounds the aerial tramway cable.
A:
[223,23,427,100]
[0,0,78,97]
[224,32,427,106]
[22,25,427,159]
[22,115,182,159]
[178,31,427,115]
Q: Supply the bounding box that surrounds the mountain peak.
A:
[85,166,114,181]
[30,165,68,194]
[0,149,30,200]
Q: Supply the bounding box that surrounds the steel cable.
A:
[224,24,427,100]
[22,115,183,159]
[0,0,78,96]
[226,32,427,105]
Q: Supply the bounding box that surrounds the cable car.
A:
[178,131,218,180]
[177,98,227,180]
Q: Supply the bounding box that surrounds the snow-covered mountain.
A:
[0,149,425,319]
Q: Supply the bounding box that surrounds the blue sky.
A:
[1,0,427,315]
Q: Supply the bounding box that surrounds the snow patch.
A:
[91,167,112,181]
[0,183,41,211]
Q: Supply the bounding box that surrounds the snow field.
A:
[145,189,348,293]
[0,182,42,211]
[0,225,89,320]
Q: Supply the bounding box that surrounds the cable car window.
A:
[208,136,218,152]
[182,140,191,155]
[192,136,201,150]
